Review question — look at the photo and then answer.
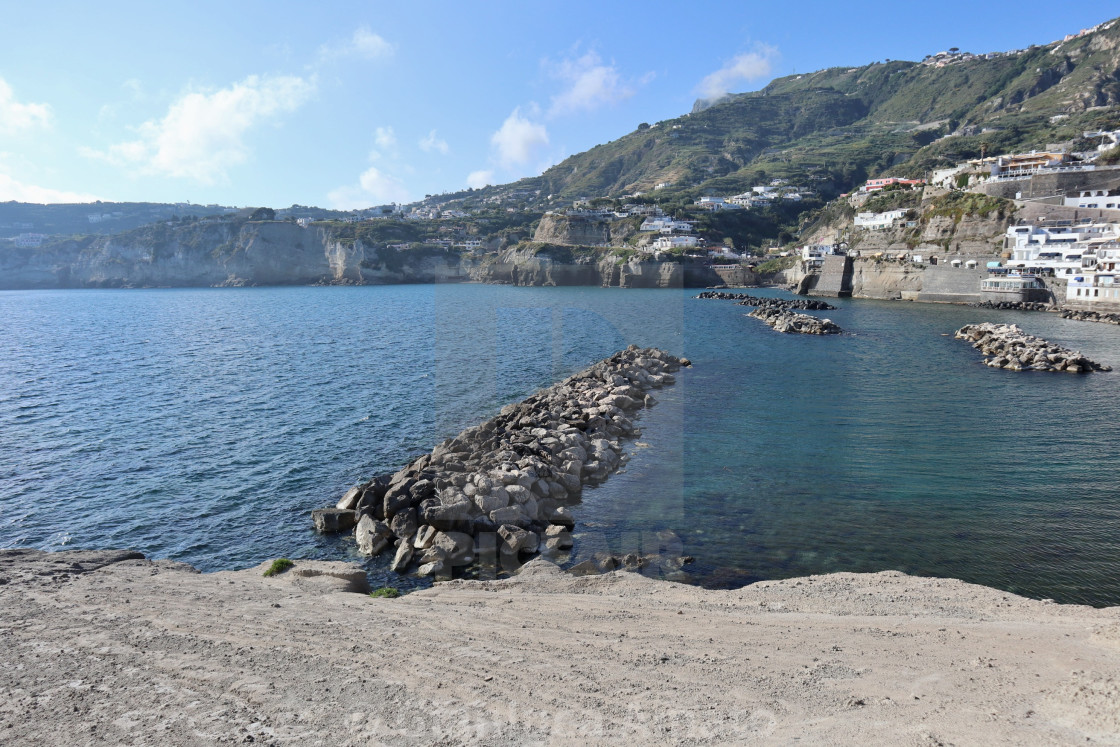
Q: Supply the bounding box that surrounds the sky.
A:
[0,1,1115,208]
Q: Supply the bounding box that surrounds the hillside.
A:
[481,17,1120,205]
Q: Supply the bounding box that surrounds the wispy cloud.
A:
[82,74,315,184]
[466,169,493,189]
[419,129,450,155]
[318,27,394,63]
[0,170,99,203]
[491,107,549,168]
[327,165,410,209]
[374,126,396,150]
[0,77,51,135]
[696,45,778,101]
[547,50,635,117]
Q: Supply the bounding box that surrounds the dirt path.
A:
[2,549,1118,745]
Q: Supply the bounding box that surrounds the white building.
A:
[14,233,46,248]
[854,209,909,230]
[1063,190,1120,210]
[1005,222,1120,276]
[1068,272,1120,305]
[652,235,698,250]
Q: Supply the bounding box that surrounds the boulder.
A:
[498,525,540,556]
[413,525,439,550]
[390,508,418,540]
[432,531,474,564]
[389,537,414,573]
[336,486,362,511]
[355,515,391,557]
[312,508,357,534]
[490,504,527,527]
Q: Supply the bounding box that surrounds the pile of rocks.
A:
[968,300,1055,312]
[1060,309,1120,325]
[747,307,842,335]
[695,291,836,310]
[954,323,1112,372]
[313,346,689,578]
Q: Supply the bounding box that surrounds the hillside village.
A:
[5,17,1120,307]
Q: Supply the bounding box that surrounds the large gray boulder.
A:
[355,515,392,556]
[312,508,357,533]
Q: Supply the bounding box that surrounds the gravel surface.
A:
[2,549,1119,745]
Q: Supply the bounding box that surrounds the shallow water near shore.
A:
[2,284,1119,605]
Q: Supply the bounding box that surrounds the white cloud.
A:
[491,108,549,168]
[318,27,394,63]
[0,171,99,203]
[327,165,410,209]
[547,51,634,117]
[697,46,777,101]
[374,126,396,150]
[419,129,449,155]
[83,74,315,184]
[0,77,51,135]
[466,170,493,189]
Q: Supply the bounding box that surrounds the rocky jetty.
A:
[695,291,836,310]
[747,307,842,335]
[954,323,1112,372]
[314,346,689,578]
[968,300,1055,312]
[1060,309,1120,325]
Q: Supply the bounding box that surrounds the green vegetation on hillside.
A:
[474,18,1120,211]
[924,192,1013,222]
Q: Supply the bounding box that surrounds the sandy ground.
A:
[2,549,1119,746]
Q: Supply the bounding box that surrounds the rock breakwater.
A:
[1060,309,1120,325]
[747,307,842,335]
[315,346,689,578]
[954,323,1112,372]
[968,300,1055,312]
[695,291,836,310]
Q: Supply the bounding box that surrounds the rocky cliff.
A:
[531,213,638,246]
[468,243,723,288]
[0,221,467,289]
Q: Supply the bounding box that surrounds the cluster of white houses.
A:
[693,184,810,211]
[996,219,1120,307]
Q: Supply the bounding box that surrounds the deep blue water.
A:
[2,284,1119,605]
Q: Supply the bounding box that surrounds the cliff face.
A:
[0,221,467,289]
[531,214,637,246]
[468,244,722,288]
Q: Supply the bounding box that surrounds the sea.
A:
[2,284,1119,606]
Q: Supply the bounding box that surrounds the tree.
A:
[249,207,275,221]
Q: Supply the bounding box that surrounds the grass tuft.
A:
[369,587,401,599]
[263,558,295,577]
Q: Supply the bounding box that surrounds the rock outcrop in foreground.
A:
[954,323,1112,372]
[748,307,842,335]
[317,347,689,578]
[3,549,1119,745]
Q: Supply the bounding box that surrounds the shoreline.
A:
[3,548,1119,744]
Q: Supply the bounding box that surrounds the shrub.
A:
[369,587,401,599]
[263,558,294,577]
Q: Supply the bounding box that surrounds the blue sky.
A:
[0,2,1114,208]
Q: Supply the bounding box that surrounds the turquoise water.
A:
[2,284,1119,605]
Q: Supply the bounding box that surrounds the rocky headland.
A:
[313,347,691,579]
[748,307,842,335]
[954,322,1113,372]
